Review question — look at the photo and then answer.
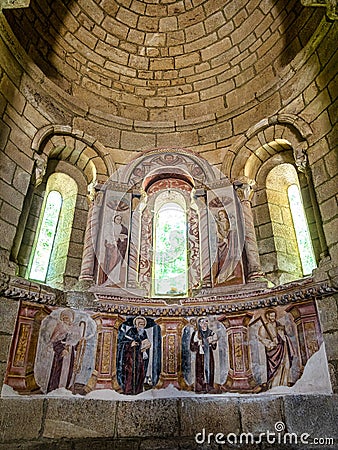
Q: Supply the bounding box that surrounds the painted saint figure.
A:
[47,309,81,393]
[258,309,294,388]
[190,317,218,393]
[103,214,128,285]
[118,316,151,395]
[215,209,231,280]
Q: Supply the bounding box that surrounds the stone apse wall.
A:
[3,149,332,398]
[0,0,337,447]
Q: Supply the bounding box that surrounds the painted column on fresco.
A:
[287,301,323,367]
[222,313,258,392]
[196,191,212,287]
[157,317,188,389]
[126,193,142,288]
[91,314,121,390]
[188,202,201,292]
[5,303,49,392]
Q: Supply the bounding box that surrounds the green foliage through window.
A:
[288,184,316,275]
[154,202,188,296]
[29,191,62,282]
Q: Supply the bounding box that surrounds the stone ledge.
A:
[0,394,337,448]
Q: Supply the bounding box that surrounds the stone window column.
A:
[234,180,264,282]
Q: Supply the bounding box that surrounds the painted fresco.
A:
[91,154,246,297]
[116,316,161,394]
[182,317,228,393]
[34,308,97,394]
[249,307,300,389]
[5,298,327,397]
[96,191,131,287]
[207,187,245,287]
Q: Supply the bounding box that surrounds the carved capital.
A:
[301,0,337,20]
[33,154,48,187]
[0,0,30,10]
[294,141,308,172]
[233,177,256,202]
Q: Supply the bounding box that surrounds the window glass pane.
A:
[29,191,62,282]
[154,202,188,296]
[288,184,316,275]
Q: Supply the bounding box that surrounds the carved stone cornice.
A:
[1,273,336,317]
[0,273,65,305]
[94,279,337,317]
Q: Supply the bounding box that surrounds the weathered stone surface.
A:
[284,395,338,440]
[0,297,19,335]
[43,398,117,439]
[316,296,338,333]
[180,398,240,437]
[0,398,44,442]
[0,2,336,448]
[116,398,179,438]
[0,334,12,363]
[240,396,284,435]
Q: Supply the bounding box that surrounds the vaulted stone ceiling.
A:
[4,0,324,123]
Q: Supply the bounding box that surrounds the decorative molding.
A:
[94,280,336,317]
[0,273,64,305]
[1,273,336,317]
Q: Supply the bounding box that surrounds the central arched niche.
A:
[90,149,246,298]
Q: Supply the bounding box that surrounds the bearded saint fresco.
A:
[190,317,218,393]
[249,307,301,389]
[182,317,228,393]
[258,309,296,388]
[116,316,161,395]
[34,309,96,394]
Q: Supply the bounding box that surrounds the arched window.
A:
[27,173,78,287]
[288,184,316,276]
[29,190,62,282]
[153,201,188,297]
[264,163,317,284]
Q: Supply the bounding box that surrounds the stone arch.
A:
[221,114,312,180]
[236,116,324,285]
[32,125,117,184]
[13,125,117,288]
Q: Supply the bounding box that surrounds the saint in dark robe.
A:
[190,317,218,393]
[117,316,151,395]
